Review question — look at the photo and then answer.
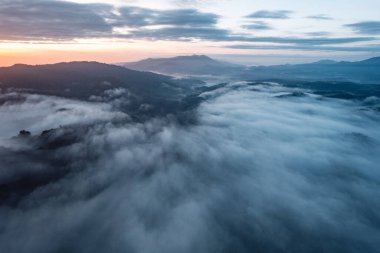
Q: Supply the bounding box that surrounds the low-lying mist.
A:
[0,83,379,253]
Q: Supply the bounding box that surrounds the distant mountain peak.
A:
[312,60,337,65]
[188,55,212,59]
[11,63,30,68]
[176,54,209,58]
[121,55,244,76]
[360,56,380,63]
[167,55,215,61]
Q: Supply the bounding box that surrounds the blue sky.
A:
[0,0,379,65]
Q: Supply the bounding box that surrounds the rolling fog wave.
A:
[0,83,379,253]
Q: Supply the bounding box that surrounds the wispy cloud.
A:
[0,0,115,40]
[242,21,272,30]
[307,14,333,20]
[225,43,380,52]
[246,10,293,19]
[116,7,219,28]
[305,31,331,37]
[0,0,219,40]
[230,36,376,45]
[0,0,378,54]
[346,21,380,35]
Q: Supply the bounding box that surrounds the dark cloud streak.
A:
[242,21,273,30]
[0,0,114,40]
[0,0,378,53]
[225,43,380,52]
[307,14,333,20]
[346,21,380,35]
[246,10,293,19]
[116,7,219,27]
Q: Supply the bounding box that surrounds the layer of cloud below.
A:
[0,83,379,252]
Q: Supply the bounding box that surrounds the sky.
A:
[0,0,380,66]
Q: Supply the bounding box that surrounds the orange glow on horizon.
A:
[0,39,241,66]
[0,40,163,66]
[0,48,145,66]
[0,39,333,67]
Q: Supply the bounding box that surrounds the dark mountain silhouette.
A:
[310,60,337,65]
[244,57,380,83]
[0,61,204,121]
[0,61,193,98]
[248,80,380,103]
[0,58,379,213]
[121,55,380,83]
[121,55,245,76]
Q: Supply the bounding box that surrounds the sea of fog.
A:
[0,82,379,253]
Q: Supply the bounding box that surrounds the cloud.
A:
[307,14,333,20]
[346,21,380,35]
[0,92,127,141]
[123,27,375,45]
[231,36,376,45]
[0,0,114,40]
[246,10,293,19]
[0,0,377,52]
[278,37,372,45]
[0,83,379,252]
[242,21,272,30]
[116,7,219,28]
[305,31,331,37]
[225,43,380,52]
[125,26,230,41]
[0,0,219,40]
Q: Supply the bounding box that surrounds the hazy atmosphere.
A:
[1,0,380,65]
[0,1,379,253]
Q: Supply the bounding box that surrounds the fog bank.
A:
[0,83,379,253]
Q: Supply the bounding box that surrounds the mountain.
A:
[310,60,337,65]
[121,55,245,77]
[355,56,380,65]
[243,57,380,83]
[121,55,380,83]
[0,61,204,121]
[0,61,184,98]
[248,80,380,101]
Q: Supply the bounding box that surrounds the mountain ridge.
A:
[121,54,244,76]
[0,61,204,121]
[119,55,380,83]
